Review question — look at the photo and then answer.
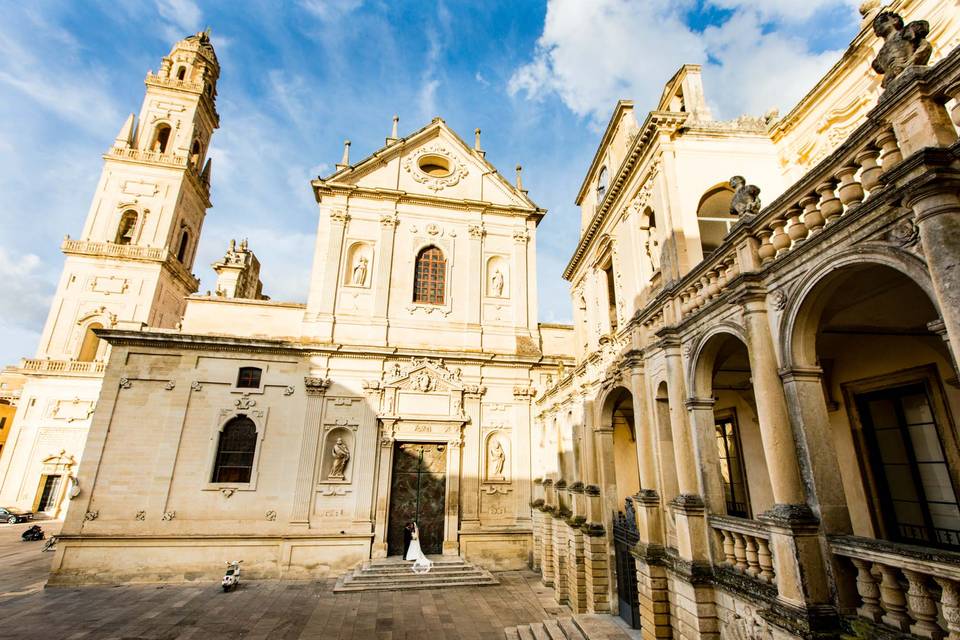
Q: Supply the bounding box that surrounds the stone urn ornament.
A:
[871,11,932,89]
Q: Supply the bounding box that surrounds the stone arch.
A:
[150,122,173,153]
[598,385,640,509]
[696,181,737,256]
[780,246,939,370]
[686,322,748,397]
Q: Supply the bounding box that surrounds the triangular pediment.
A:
[315,119,540,212]
[385,357,464,392]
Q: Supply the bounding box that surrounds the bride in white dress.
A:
[404,523,433,574]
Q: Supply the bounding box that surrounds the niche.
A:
[486,256,508,298]
[484,431,511,483]
[344,242,373,288]
[319,427,355,483]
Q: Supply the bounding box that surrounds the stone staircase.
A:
[332,555,499,592]
[503,615,639,640]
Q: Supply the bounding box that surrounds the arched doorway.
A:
[602,386,641,629]
[790,262,960,549]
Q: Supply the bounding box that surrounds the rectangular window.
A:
[236,367,262,389]
[36,474,62,512]
[715,412,751,518]
[856,383,960,549]
[605,266,618,332]
[0,416,6,430]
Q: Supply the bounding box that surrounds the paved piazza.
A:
[0,525,569,639]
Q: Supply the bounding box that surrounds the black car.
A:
[0,507,33,524]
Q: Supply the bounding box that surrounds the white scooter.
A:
[222,560,242,592]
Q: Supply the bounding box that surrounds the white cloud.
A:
[508,0,857,125]
[155,0,203,35]
[0,249,54,333]
[298,0,364,21]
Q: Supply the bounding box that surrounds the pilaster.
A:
[290,377,330,525]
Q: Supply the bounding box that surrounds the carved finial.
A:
[392,115,399,139]
[229,238,236,251]
[240,238,248,251]
[516,164,523,191]
[871,11,932,88]
[338,139,351,169]
[475,128,482,150]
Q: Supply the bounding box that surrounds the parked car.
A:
[0,507,34,524]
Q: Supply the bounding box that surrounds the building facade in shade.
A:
[528,0,960,638]
[0,33,218,519]
[44,32,572,583]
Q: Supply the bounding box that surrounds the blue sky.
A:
[0,0,863,365]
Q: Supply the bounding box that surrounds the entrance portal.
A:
[387,442,447,556]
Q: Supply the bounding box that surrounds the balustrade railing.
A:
[20,359,106,375]
[711,515,776,585]
[145,72,205,93]
[104,146,190,168]
[832,535,960,639]
[61,239,168,261]
[640,48,960,327]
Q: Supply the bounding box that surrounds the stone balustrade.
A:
[62,238,168,261]
[104,145,191,168]
[832,535,960,639]
[145,72,205,93]
[711,515,776,585]
[20,359,107,376]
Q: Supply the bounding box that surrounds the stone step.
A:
[333,556,499,592]
[503,616,631,640]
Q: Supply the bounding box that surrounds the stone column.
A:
[443,437,463,555]
[686,397,724,515]
[467,222,484,329]
[903,165,960,367]
[512,227,532,347]
[583,484,611,613]
[313,209,350,336]
[460,387,483,531]
[780,366,852,533]
[735,289,806,506]
[290,377,330,525]
[373,213,399,321]
[371,419,396,558]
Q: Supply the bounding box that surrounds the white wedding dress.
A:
[404,524,433,574]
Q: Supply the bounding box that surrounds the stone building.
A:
[528,0,960,638]
[40,32,572,583]
[0,32,218,519]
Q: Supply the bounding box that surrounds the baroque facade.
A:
[529,0,960,638]
[31,33,573,583]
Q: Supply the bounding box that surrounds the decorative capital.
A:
[304,377,332,395]
[512,385,536,399]
[329,209,350,224]
[513,228,530,243]
[380,214,399,227]
[468,223,485,239]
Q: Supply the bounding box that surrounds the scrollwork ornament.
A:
[265,510,277,521]
[283,385,295,396]
[162,511,176,521]
[119,377,132,389]
[135,510,146,521]
[84,510,99,521]
[164,380,176,391]
[190,380,202,392]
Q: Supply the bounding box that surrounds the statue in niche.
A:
[729,176,761,217]
[645,232,662,271]
[413,370,432,392]
[490,440,506,479]
[328,437,350,480]
[351,256,368,286]
[490,269,504,297]
[872,12,932,88]
[390,363,402,378]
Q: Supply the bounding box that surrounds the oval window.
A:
[417,154,452,178]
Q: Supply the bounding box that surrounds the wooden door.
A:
[387,442,447,556]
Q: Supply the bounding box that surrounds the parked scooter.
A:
[222,560,242,592]
[21,525,44,541]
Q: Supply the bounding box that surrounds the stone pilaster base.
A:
[635,546,672,640]
[669,573,718,639]
[541,511,555,586]
[566,520,587,613]
[531,509,543,571]
[552,515,569,604]
[583,529,611,613]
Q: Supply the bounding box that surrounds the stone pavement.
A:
[0,523,571,640]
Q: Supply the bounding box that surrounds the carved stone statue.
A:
[872,12,932,88]
[328,437,350,480]
[351,256,368,286]
[491,269,504,297]
[490,441,506,478]
[729,176,762,217]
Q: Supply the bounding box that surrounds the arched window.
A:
[211,416,257,483]
[115,211,138,245]
[190,140,202,166]
[77,323,103,362]
[413,246,446,304]
[236,367,262,389]
[696,184,737,256]
[597,166,609,201]
[176,67,187,81]
[177,229,190,262]
[151,124,172,153]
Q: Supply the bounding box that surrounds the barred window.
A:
[211,416,257,483]
[413,246,446,305]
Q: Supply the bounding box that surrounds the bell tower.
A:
[35,31,220,361]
